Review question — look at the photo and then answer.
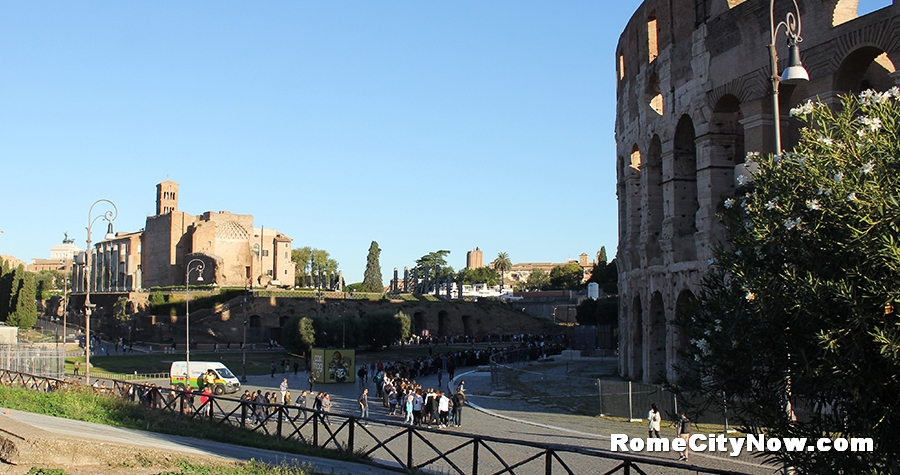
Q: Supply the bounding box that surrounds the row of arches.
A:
[620,289,696,384]
[619,42,897,273]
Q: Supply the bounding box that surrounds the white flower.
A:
[736,174,750,186]
[724,198,735,209]
[745,291,757,302]
[858,116,882,133]
[707,259,715,265]
[766,199,778,210]
[860,89,890,107]
[857,129,867,138]
[890,86,900,100]
[806,199,821,211]
[860,160,875,174]
[817,136,834,146]
[746,151,761,160]
[817,186,833,196]
[735,250,742,257]
[694,354,701,362]
[834,171,843,183]
[847,192,858,202]
[784,217,801,230]
[790,100,815,116]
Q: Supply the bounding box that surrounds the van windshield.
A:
[216,367,236,379]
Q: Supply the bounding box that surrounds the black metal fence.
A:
[0,368,751,475]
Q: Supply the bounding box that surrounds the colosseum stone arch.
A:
[616,0,899,383]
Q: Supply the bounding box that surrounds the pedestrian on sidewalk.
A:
[308,371,317,391]
[676,412,692,462]
[648,403,661,438]
[452,390,466,427]
[279,378,289,404]
[358,388,369,424]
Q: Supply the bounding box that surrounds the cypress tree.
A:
[362,241,383,293]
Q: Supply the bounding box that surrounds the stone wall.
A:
[616,0,900,383]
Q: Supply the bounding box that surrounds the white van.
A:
[169,361,241,395]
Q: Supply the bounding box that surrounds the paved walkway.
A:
[243,361,775,474]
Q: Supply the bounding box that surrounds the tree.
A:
[492,252,512,290]
[292,247,339,288]
[7,266,37,329]
[282,315,316,356]
[674,90,900,473]
[575,296,618,326]
[458,266,499,286]
[524,268,550,291]
[362,241,383,293]
[549,262,584,290]
[597,246,608,265]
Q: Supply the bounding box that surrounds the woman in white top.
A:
[647,403,661,438]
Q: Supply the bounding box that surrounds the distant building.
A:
[466,247,484,269]
[27,234,81,273]
[507,253,595,286]
[72,180,296,291]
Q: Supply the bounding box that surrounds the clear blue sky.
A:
[0,1,888,284]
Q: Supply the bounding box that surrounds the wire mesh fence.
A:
[0,344,66,378]
[490,351,731,427]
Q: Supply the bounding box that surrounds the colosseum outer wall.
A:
[616,0,900,383]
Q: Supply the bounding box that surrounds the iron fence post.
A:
[472,438,479,475]
[545,449,553,474]
[277,405,283,437]
[241,400,248,428]
[348,417,355,454]
[406,427,413,470]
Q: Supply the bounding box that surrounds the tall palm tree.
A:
[493,252,512,292]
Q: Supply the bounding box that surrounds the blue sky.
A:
[0,1,889,284]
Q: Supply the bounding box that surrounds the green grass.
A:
[159,459,312,475]
[26,459,312,475]
[65,350,294,377]
[0,384,360,466]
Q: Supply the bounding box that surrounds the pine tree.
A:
[362,241,383,293]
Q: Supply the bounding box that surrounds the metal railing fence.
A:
[0,368,751,475]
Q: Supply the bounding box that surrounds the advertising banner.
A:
[310,348,355,383]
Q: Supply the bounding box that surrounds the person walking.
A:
[648,403,662,438]
[451,390,466,428]
[270,361,277,378]
[437,390,451,428]
[404,393,415,425]
[358,388,369,424]
[279,378,289,404]
[308,371,317,391]
[676,412,692,462]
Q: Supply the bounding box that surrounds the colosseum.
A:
[616,0,898,383]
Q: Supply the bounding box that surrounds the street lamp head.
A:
[197,275,204,282]
[104,222,115,241]
[781,42,809,85]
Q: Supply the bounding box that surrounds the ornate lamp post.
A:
[185,258,205,388]
[84,199,117,384]
[768,0,810,153]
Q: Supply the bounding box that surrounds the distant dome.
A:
[216,221,250,241]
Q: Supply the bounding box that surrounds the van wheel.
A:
[214,385,225,395]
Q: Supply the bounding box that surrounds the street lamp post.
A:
[185,258,205,389]
[241,293,248,383]
[84,199,117,385]
[768,0,810,154]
